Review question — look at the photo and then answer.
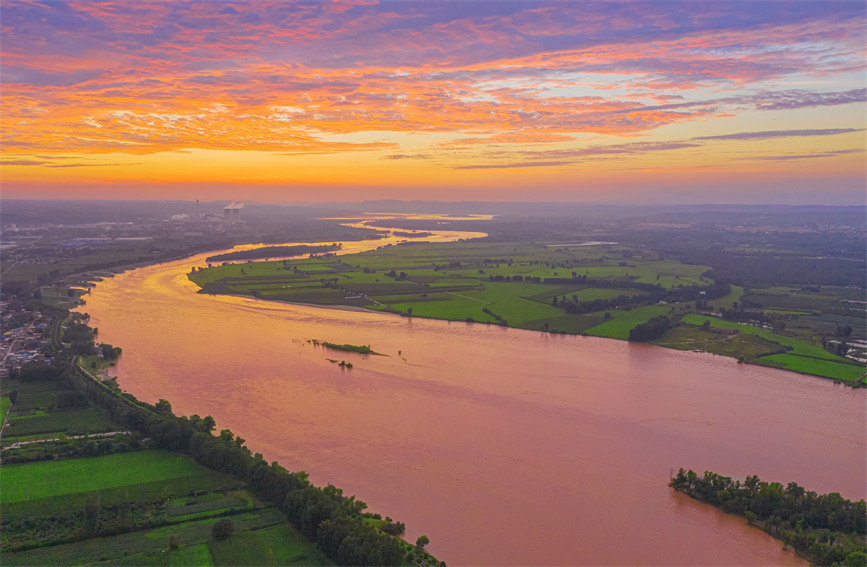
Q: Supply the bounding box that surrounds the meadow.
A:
[1,450,207,504]
[191,241,706,337]
[681,315,864,383]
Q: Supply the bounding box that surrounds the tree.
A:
[212,518,234,541]
[416,534,429,550]
[155,398,173,415]
[83,494,101,535]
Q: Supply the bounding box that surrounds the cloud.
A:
[1,159,50,166]
[1,1,865,158]
[743,89,867,111]
[515,141,702,160]
[455,161,573,170]
[383,154,432,160]
[695,129,864,141]
[742,149,864,161]
[46,162,142,168]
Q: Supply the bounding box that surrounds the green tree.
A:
[416,534,429,549]
[212,518,234,541]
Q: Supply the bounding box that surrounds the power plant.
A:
[223,202,244,225]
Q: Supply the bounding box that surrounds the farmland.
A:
[190,239,865,384]
[190,240,710,334]
[1,450,206,503]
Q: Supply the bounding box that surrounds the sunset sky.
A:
[1,0,865,204]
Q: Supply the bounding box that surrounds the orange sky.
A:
[1,1,865,204]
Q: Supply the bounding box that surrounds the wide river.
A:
[79,224,864,566]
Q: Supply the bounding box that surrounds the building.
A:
[223,203,244,225]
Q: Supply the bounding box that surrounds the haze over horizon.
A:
[1,0,865,205]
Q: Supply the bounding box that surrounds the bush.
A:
[212,518,234,541]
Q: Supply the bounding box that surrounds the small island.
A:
[308,339,379,355]
[670,468,866,566]
[393,231,433,238]
[206,244,341,263]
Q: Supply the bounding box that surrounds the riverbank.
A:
[189,239,865,386]
[670,468,866,566]
[77,249,861,565]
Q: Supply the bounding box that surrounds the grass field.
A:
[2,509,288,566]
[1,450,208,504]
[754,353,866,383]
[1,396,10,423]
[191,241,710,336]
[3,406,117,438]
[3,471,243,523]
[681,315,865,381]
[654,326,788,360]
[209,523,330,566]
[714,285,744,309]
[584,305,671,339]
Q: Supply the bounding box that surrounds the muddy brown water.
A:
[78,234,863,565]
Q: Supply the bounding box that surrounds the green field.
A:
[714,285,744,309]
[2,508,289,566]
[1,396,10,423]
[681,315,850,361]
[584,305,672,339]
[3,406,117,438]
[191,241,709,334]
[755,353,866,383]
[654,325,789,360]
[208,523,330,566]
[681,315,865,381]
[1,450,208,504]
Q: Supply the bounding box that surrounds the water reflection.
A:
[77,225,864,565]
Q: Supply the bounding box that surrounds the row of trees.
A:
[671,469,865,566]
[628,316,672,342]
[55,345,415,565]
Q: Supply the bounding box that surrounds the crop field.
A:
[3,471,242,523]
[2,508,288,566]
[3,406,117,438]
[742,286,863,317]
[208,523,330,566]
[1,450,210,504]
[192,241,710,334]
[167,492,252,520]
[1,396,10,423]
[12,383,67,411]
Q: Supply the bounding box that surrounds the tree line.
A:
[670,468,865,566]
[38,335,424,566]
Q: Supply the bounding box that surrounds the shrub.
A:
[212,518,234,541]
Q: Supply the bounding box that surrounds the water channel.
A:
[77,221,864,565]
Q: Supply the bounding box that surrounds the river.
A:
[77,223,864,565]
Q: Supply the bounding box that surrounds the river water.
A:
[78,226,864,566]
